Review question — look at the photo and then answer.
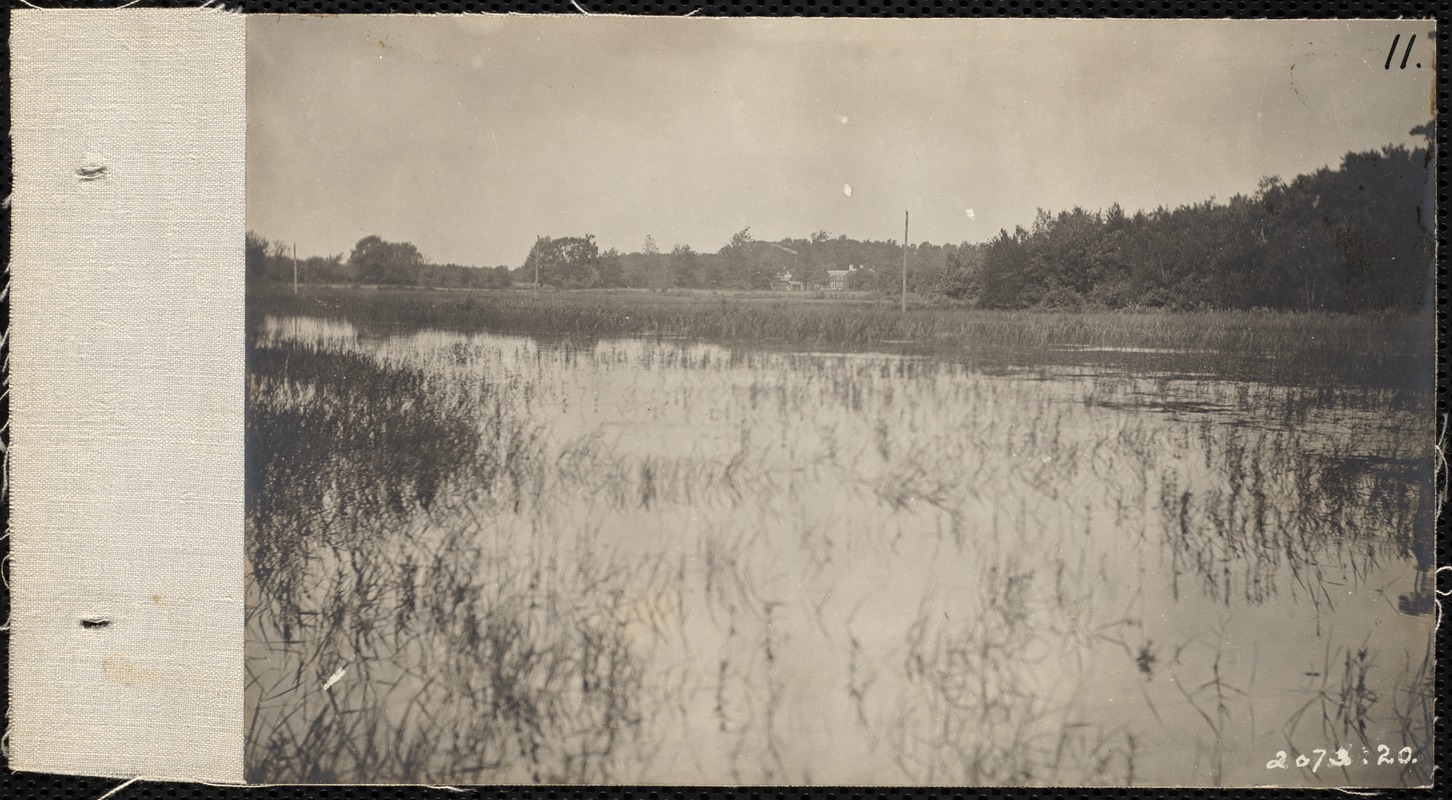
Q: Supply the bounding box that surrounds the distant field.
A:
[250,283,1431,388]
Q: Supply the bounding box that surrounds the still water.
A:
[247,315,1433,786]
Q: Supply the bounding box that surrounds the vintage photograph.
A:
[244,16,1436,786]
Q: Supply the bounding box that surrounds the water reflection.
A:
[246,314,1433,786]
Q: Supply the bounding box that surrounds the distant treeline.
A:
[966,144,1433,312]
[248,140,1432,312]
[517,230,968,292]
[247,234,514,290]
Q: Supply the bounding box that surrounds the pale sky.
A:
[248,16,1434,267]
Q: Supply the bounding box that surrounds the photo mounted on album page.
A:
[7,10,1439,789]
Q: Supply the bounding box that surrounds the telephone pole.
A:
[292,243,298,295]
[901,211,909,313]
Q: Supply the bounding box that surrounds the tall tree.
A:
[246,231,273,283]
[669,244,700,288]
[640,235,670,289]
[719,226,773,289]
[350,235,425,286]
[523,235,602,288]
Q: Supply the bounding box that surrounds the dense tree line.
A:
[246,233,513,290]
[249,139,1430,313]
[965,144,1432,312]
[596,228,969,293]
[512,143,1430,312]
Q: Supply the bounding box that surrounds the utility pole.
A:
[292,243,298,295]
[901,211,909,313]
[533,236,540,299]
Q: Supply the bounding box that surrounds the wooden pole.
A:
[901,211,909,313]
[534,236,540,298]
[292,243,299,340]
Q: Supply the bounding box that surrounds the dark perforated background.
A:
[0,1,1445,798]
[1,2,1448,14]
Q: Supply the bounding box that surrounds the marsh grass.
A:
[253,285,1430,388]
[247,341,659,783]
[1280,636,1434,787]
[246,289,1434,786]
[1150,409,1431,614]
[894,556,1138,785]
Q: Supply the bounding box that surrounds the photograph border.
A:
[2,1,1446,799]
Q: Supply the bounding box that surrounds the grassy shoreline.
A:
[249,283,1432,389]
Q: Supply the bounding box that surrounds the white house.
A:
[826,265,862,290]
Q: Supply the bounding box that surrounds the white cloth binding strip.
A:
[10,10,246,782]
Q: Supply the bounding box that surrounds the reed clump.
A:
[247,340,651,783]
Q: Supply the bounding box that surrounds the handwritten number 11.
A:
[1385,34,1419,70]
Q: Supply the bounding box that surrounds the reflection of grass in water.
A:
[1150,403,1430,616]
[247,290,1433,786]
[892,556,1137,785]
[1164,626,1249,787]
[247,342,655,783]
[1387,642,1434,786]
[1283,637,1433,787]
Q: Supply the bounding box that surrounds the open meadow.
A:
[245,286,1434,786]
